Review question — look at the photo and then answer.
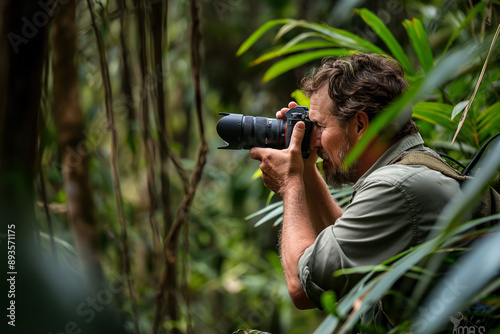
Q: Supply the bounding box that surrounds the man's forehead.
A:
[309,87,332,121]
[308,104,318,121]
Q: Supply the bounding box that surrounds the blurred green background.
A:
[1,0,499,333]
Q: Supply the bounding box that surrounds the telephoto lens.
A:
[216,106,313,158]
[216,113,287,150]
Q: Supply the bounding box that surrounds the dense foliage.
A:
[238,1,500,333]
[1,0,499,333]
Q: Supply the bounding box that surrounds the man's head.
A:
[302,53,418,188]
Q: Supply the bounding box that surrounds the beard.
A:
[318,135,359,189]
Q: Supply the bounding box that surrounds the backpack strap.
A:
[390,151,469,181]
[479,187,500,219]
[391,150,499,224]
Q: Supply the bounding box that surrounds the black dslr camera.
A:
[216,106,313,158]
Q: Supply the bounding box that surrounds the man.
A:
[249,53,461,325]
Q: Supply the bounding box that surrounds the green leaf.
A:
[247,186,352,227]
[320,291,339,316]
[334,264,391,276]
[412,102,475,144]
[273,216,283,227]
[477,102,500,125]
[451,24,500,147]
[262,49,352,82]
[275,20,386,54]
[290,89,310,107]
[403,18,433,73]
[442,1,487,54]
[336,197,351,208]
[414,143,500,333]
[451,100,470,120]
[254,205,282,227]
[356,8,414,75]
[251,39,336,66]
[40,232,77,254]
[266,190,276,205]
[336,240,440,333]
[251,168,262,180]
[434,141,500,236]
[299,21,386,54]
[245,200,282,220]
[312,314,340,334]
[441,214,500,246]
[274,21,302,42]
[331,214,500,333]
[331,187,355,199]
[280,32,334,56]
[236,19,289,56]
[413,102,455,131]
[477,102,500,139]
[411,144,500,304]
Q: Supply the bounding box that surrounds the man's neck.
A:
[355,137,398,182]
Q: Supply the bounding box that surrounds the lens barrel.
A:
[217,113,286,150]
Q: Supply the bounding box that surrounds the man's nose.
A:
[309,125,322,150]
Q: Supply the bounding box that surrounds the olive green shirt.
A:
[298,133,461,307]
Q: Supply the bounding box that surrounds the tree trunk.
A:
[0,1,45,255]
[0,1,50,332]
[52,0,104,290]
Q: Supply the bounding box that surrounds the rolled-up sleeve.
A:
[298,166,436,307]
[298,227,354,308]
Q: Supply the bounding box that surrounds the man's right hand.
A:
[277,101,319,171]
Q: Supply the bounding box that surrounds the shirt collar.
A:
[353,133,425,190]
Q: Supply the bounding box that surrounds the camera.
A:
[216,106,313,158]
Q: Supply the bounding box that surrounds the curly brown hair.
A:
[300,53,418,140]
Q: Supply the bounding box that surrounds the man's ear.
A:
[355,111,370,137]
